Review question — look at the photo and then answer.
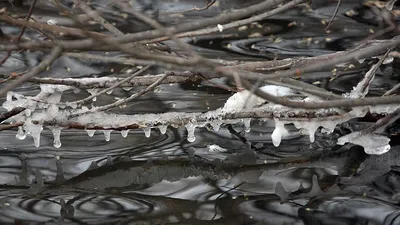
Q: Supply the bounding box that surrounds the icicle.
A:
[86,129,96,137]
[143,127,151,138]
[16,126,26,140]
[103,130,112,141]
[271,119,288,147]
[243,118,251,133]
[320,120,339,134]
[120,130,129,138]
[23,120,43,147]
[293,121,320,143]
[51,127,63,148]
[6,91,13,101]
[209,120,222,131]
[185,122,197,142]
[158,125,168,134]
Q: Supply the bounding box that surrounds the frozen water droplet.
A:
[122,87,132,91]
[6,92,13,101]
[271,119,288,147]
[87,89,98,102]
[25,109,31,116]
[51,127,62,148]
[103,130,112,141]
[16,126,26,140]
[209,120,222,131]
[185,122,197,142]
[86,129,96,137]
[106,89,113,94]
[293,121,319,143]
[243,118,251,133]
[158,125,167,134]
[24,120,43,148]
[121,130,129,138]
[143,127,151,138]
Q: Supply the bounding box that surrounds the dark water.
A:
[1,0,400,224]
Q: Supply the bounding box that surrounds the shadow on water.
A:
[1,0,400,224]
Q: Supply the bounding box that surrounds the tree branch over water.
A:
[0,0,399,153]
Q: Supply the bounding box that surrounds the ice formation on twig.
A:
[0,82,396,153]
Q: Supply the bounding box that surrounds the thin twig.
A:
[241,79,400,109]
[0,45,63,98]
[325,0,341,30]
[0,107,25,123]
[71,65,151,106]
[0,0,37,65]
[0,14,108,39]
[0,0,287,51]
[384,83,400,96]
[96,72,171,111]
[73,0,124,36]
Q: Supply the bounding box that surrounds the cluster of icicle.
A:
[1,83,398,155]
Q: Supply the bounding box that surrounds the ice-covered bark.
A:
[0,83,396,153]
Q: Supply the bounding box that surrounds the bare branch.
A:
[0,45,63,98]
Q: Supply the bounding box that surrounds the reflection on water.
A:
[1,0,400,224]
